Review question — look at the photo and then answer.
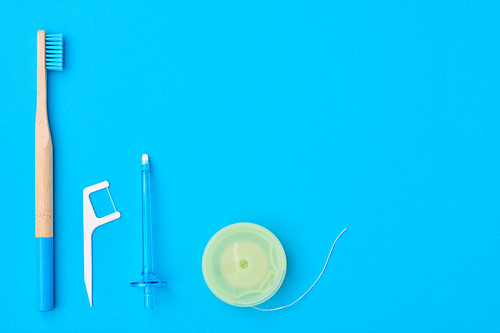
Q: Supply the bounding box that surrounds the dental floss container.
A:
[202,223,287,307]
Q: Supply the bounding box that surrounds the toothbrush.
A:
[35,30,63,312]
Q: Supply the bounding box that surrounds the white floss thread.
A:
[252,227,347,311]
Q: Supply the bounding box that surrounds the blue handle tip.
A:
[36,238,54,312]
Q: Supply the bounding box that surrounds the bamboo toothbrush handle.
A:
[35,30,53,238]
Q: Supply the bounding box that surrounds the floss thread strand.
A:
[252,227,348,311]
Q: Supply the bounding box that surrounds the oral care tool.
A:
[131,154,167,310]
[202,224,347,310]
[35,30,63,312]
[83,181,121,307]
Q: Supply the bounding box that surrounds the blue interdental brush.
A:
[131,154,167,309]
[35,30,63,312]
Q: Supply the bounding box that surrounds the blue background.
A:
[1,0,499,331]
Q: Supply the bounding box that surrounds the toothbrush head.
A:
[45,33,63,71]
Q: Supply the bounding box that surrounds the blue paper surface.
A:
[0,0,499,331]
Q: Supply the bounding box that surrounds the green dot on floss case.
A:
[202,223,287,307]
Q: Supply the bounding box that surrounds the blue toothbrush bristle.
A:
[45,33,63,71]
